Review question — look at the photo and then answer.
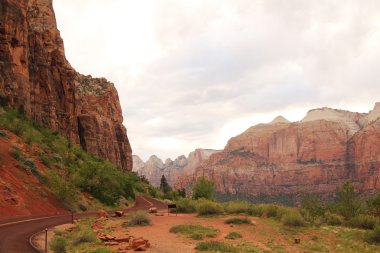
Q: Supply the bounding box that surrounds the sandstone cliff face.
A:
[177,104,380,201]
[133,149,220,187]
[0,0,132,170]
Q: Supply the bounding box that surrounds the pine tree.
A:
[160,175,171,194]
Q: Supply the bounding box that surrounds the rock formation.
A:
[0,0,132,170]
[177,104,380,203]
[133,149,220,187]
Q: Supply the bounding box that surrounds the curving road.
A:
[0,196,166,253]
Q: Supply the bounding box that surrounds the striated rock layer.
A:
[133,149,220,187]
[177,104,380,202]
[0,0,132,170]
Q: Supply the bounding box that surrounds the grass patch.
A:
[196,241,238,252]
[72,227,98,245]
[50,237,67,253]
[281,211,306,227]
[126,211,151,226]
[196,199,224,216]
[224,217,252,225]
[223,201,251,214]
[366,225,380,244]
[225,232,242,240]
[348,215,378,230]
[170,224,219,240]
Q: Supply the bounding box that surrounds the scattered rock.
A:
[115,211,124,217]
[148,207,157,213]
[97,209,108,218]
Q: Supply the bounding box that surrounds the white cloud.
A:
[54,0,380,160]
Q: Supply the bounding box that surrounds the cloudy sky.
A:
[53,0,380,161]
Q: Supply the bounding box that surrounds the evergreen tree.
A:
[160,175,171,194]
[336,181,362,219]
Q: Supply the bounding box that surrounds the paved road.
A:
[0,196,166,253]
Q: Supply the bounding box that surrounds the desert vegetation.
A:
[0,106,147,210]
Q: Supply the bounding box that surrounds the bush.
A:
[170,224,219,240]
[126,211,151,226]
[348,215,378,230]
[224,218,252,225]
[10,146,24,161]
[366,225,380,244]
[193,177,215,200]
[72,227,98,245]
[281,211,306,227]
[196,241,238,252]
[324,212,344,226]
[223,201,250,214]
[50,237,67,253]
[225,232,242,240]
[176,198,197,213]
[0,131,9,139]
[335,181,362,220]
[196,199,224,216]
[262,204,279,218]
[247,205,264,217]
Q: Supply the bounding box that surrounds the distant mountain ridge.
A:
[133,149,220,187]
[176,103,380,204]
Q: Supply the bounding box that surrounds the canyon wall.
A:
[177,104,380,202]
[0,0,132,170]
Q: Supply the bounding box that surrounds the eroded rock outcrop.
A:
[177,104,380,202]
[133,149,220,187]
[0,0,132,170]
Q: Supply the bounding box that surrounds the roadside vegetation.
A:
[0,105,147,211]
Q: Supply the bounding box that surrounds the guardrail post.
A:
[45,228,48,252]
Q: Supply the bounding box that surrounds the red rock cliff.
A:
[0,0,132,170]
[177,105,380,200]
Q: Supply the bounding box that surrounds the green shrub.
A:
[50,237,67,253]
[324,212,344,226]
[196,241,238,252]
[10,146,24,161]
[281,211,306,227]
[175,198,197,213]
[348,215,378,230]
[335,181,362,220]
[170,224,219,240]
[72,227,98,245]
[366,225,380,244]
[193,177,215,200]
[262,204,279,218]
[225,232,242,240]
[223,201,250,214]
[247,205,264,217]
[0,131,9,139]
[126,211,151,226]
[196,199,224,216]
[224,217,252,225]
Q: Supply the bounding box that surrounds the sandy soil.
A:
[103,213,316,253]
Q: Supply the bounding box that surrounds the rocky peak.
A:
[270,116,290,124]
[302,107,362,136]
[0,0,132,170]
[359,102,380,127]
[133,149,220,187]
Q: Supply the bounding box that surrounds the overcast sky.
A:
[53,0,380,161]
